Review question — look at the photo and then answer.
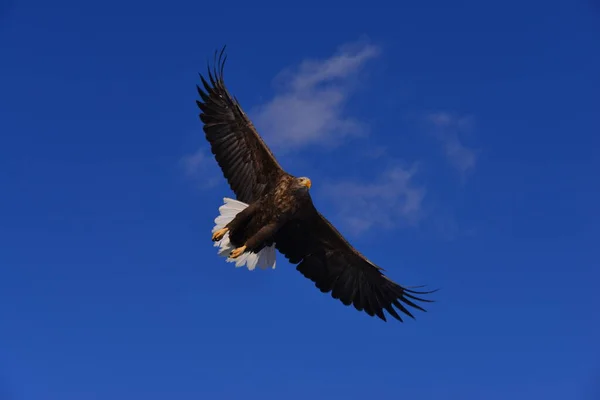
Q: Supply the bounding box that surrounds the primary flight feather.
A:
[196,47,435,322]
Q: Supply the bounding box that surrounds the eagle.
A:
[196,47,435,322]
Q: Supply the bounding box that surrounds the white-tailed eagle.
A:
[196,47,435,322]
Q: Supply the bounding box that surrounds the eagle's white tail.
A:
[212,197,277,271]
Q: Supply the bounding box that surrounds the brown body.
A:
[227,174,312,253]
[196,47,436,322]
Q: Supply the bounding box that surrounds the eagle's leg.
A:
[230,245,247,259]
[229,222,280,259]
[212,227,228,242]
[212,201,259,242]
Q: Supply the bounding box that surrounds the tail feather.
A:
[212,197,277,271]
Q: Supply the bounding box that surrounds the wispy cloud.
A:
[180,147,220,188]
[427,112,477,177]
[320,164,425,235]
[183,42,475,239]
[252,41,380,152]
[184,41,380,181]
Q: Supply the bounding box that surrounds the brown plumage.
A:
[196,47,436,322]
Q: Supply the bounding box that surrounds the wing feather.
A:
[274,205,436,322]
[196,46,285,204]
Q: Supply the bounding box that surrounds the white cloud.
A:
[183,44,479,241]
[320,165,425,235]
[184,40,380,182]
[427,112,477,176]
[252,41,380,152]
[180,147,220,188]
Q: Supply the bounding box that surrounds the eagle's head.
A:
[295,176,312,190]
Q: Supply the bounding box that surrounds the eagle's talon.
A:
[230,245,247,259]
[212,227,228,242]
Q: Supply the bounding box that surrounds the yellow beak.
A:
[303,179,312,189]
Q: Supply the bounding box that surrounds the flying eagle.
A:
[196,47,435,322]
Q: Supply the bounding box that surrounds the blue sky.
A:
[1,0,599,399]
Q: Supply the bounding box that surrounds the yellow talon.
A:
[212,227,228,242]
[230,245,247,259]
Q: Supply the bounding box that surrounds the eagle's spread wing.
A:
[275,207,435,322]
[196,48,285,204]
